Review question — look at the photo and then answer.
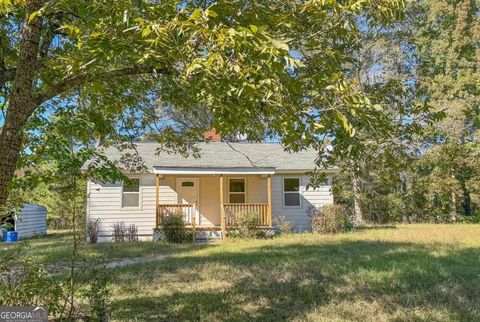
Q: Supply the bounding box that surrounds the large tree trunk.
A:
[0,0,43,210]
[352,173,363,226]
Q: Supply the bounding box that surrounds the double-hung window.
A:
[283,178,300,207]
[229,178,246,204]
[122,178,140,207]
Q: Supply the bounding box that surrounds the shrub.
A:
[112,223,138,242]
[125,224,138,242]
[0,258,62,314]
[234,211,259,238]
[0,249,113,320]
[87,218,102,244]
[255,229,276,239]
[112,222,126,242]
[82,266,111,321]
[273,216,294,234]
[308,204,353,234]
[163,215,187,243]
[226,229,241,238]
[459,215,480,223]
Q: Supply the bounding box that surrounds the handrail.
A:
[158,202,272,229]
[157,203,196,243]
[157,203,194,226]
[223,203,270,227]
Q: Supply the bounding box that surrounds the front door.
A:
[176,178,199,224]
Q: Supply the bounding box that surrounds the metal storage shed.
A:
[15,204,47,239]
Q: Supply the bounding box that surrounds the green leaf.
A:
[28,10,39,23]
[189,9,204,21]
[141,27,151,37]
[205,8,217,17]
[336,111,354,137]
[271,39,289,51]
[59,24,81,36]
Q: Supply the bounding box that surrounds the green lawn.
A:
[0,230,191,264]
[2,224,480,321]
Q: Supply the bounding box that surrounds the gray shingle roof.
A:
[99,142,320,172]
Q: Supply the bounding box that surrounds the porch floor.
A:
[180,225,272,231]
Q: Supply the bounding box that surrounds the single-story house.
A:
[86,142,335,241]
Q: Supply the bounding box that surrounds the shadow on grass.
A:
[1,230,201,265]
[355,224,397,230]
[111,240,480,321]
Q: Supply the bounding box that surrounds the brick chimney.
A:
[204,128,221,142]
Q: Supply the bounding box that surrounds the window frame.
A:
[228,177,247,204]
[181,181,195,187]
[283,177,302,208]
[121,177,142,209]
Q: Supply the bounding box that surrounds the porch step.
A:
[195,230,223,240]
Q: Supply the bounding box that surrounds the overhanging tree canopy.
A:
[0,0,404,209]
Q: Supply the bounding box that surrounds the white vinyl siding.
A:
[87,174,157,241]
[272,174,333,231]
[87,173,334,241]
[15,204,47,239]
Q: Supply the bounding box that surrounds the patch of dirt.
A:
[44,254,167,274]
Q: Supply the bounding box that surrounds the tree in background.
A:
[330,3,435,224]
[414,0,479,220]
[333,0,479,223]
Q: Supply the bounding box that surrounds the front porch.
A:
[154,171,273,240]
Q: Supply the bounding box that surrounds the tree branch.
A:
[0,38,16,87]
[36,65,169,105]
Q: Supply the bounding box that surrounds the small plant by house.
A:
[112,222,126,242]
[87,218,102,244]
[233,211,259,238]
[163,215,188,243]
[229,211,274,239]
[273,216,294,234]
[125,224,139,242]
[112,222,138,242]
[308,204,354,234]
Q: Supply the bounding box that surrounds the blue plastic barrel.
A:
[5,231,18,242]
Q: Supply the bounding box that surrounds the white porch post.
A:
[267,174,272,227]
[155,174,159,227]
[220,174,226,239]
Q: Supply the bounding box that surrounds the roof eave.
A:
[152,166,276,175]
[274,168,339,174]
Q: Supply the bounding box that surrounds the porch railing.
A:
[223,203,270,227]
[157,204,195,226]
